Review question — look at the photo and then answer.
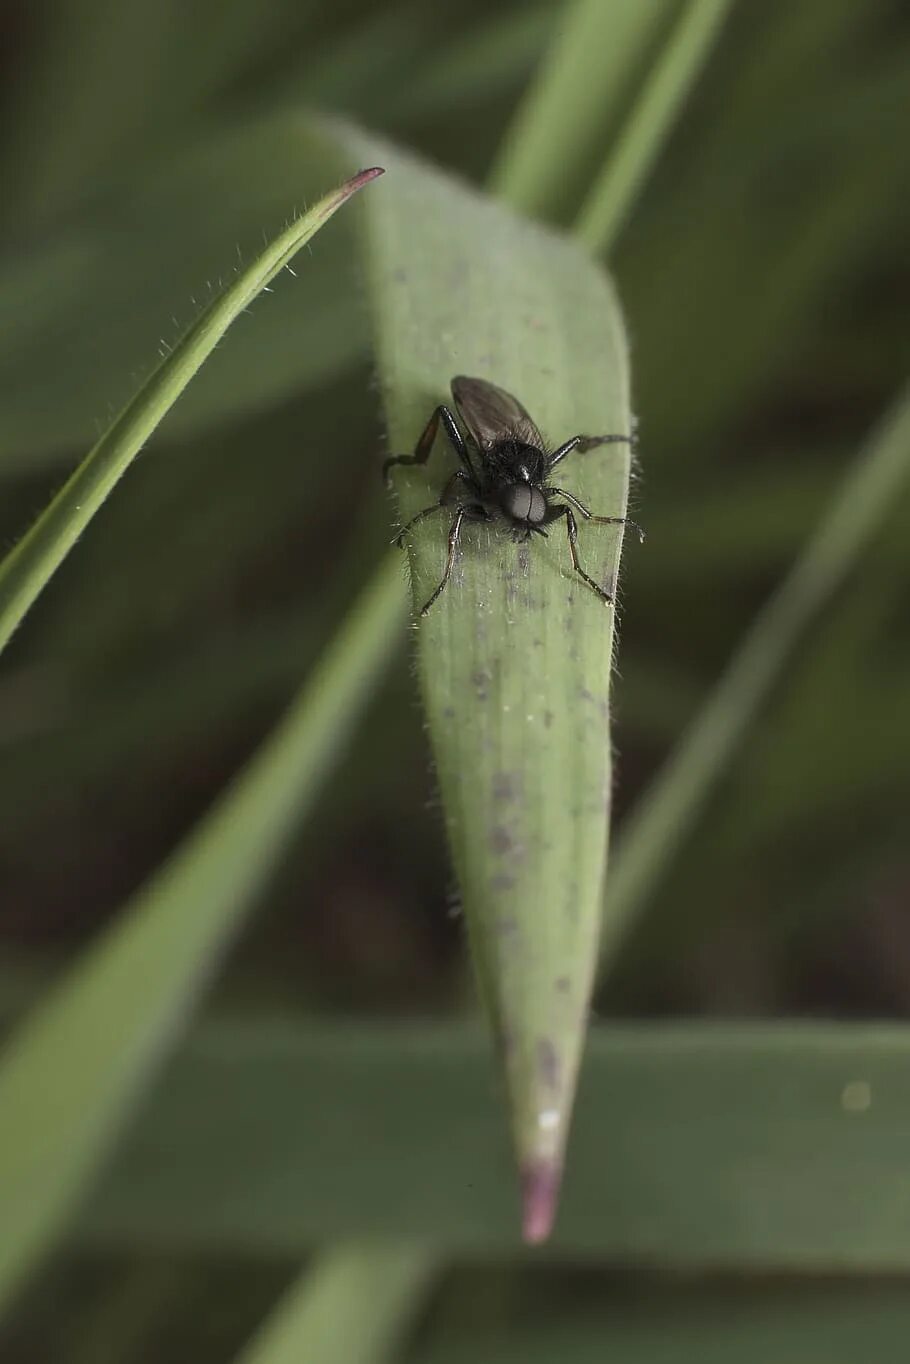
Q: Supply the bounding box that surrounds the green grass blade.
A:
[83,1017,910,1266]
[489,0,678,220]
[0,165,382,654]
[0,559,403,1317]
[0,116,374,468]
[601,383,910,967]
[234,1245,436,1364]
[349,129,632,1240]
[575,0,735,253]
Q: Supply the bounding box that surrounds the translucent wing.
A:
[451,375,544,450]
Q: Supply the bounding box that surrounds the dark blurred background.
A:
[1,0,909,1359]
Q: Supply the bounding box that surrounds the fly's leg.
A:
[547,485,644,543]
[548,504,614,605]
[393,471,476,547]
[419,508,466,616]
[546,431,632,473]
[393,502,446,547]
[383,405,476,484]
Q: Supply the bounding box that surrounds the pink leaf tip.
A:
[521,1160,562,1245]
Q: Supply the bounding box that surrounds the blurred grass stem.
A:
[601,384,910,967]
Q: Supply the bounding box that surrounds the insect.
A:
[383,375,642,616]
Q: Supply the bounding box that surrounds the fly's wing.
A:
[451,376,544,450]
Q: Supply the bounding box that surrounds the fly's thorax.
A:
[492,438,546,484]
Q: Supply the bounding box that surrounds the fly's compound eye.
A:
[502,483,533,521]
[528,488,547,524]
[502,483,548,523]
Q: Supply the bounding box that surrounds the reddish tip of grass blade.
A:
[341,166,386,199]
[319,167,385,225]
[521,1159,562,1245]
[353,166,386,185]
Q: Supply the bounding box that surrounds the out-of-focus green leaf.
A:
[574,0,735,253]
[412,1287,910,1364]
[0,165,383,654]
[234,1245,436,1364]
[600,383,910,968]
[0,558,402,1316]
[490,0,678,221]
[385,4,554,128]
[82,1018,910,1266]
[619,4,910,460]
[0,0,330,231]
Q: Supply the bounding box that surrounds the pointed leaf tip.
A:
[348,166,385,191]
[521,1159,562,1245]
[320,167,385,220]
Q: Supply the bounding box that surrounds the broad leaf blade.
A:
[82,1018,910,1266]
[415,1287,910,1364]
[351,131,633,1238]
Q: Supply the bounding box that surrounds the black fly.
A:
[383,375,642,616]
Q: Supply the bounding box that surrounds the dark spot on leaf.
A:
[472,668,491,701]
[443,705,455,719]
[579,687,609,721]
[492,771,522,803]
[537,1037,561,1091]
[555,976,571,994]
[496,910,519,932]
[490,825,514,855]
[543,710,554,729]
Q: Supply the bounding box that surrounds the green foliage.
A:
[601,383,910,968]
[0,561,400,1311]
[235,1245,436,1364]
[1,0,909,1361]
[0,164,381,650]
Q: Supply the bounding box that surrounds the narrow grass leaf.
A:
[601,383,910,966]
[0,164,382,654]
[0,559,403,1316]
[575,0,735,254]
[347,129,633,1240]
[234,1244,436,1364]
[0,116,374,468]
